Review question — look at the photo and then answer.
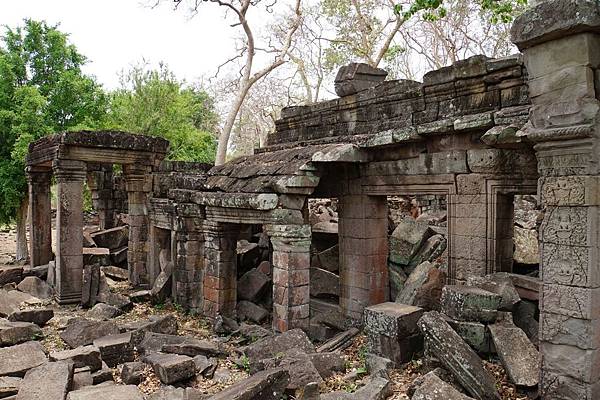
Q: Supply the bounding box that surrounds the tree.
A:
[161,0,303,165]
[0,19,107,261]
[103,64,218,163]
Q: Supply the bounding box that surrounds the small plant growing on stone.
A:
[239,354,251,373]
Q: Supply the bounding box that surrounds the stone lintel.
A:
[192,192,279,211]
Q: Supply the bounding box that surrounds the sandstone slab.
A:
[0,341,47,377]
[67,383,144,400]
[8,308,54,326]
[60,319,120,348]
[208,367,289,400]
[50,345,102,371]
[16,361,73,400]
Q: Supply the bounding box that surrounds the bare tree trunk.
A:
[216,82,251,165]
[15,196,29,262]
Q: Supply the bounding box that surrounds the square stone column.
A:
[26,166,53,268]
[53,159,87,304]
[512,2,600,397]
[338,194,388,321]
[202,221,238,319]
[266,224,311,332]
[123,164,153,288]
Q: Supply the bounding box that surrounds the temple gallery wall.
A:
[20,1,600,398]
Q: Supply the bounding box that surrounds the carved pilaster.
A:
[26,166,53,268]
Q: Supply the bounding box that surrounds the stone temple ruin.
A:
[0,0,598,398]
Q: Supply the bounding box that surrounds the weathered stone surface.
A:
[396,261,435,305]
[0,341,47,377]
[0,319,42,346]
[83,247,111,266]
[50,345,102,371]
[120,361,146,385]
[320,377,392,400]
[467,274,521,311]
[448,320,491,354]
[366,353,394,378]
[409,234,447,268]
[256,348,323,390]
[243,328,315,366]
[208,368,289,400]
[144,352,196,384]
[93,332,134,367]
[513,300,539,345]
[237,300,269,323]
[412,371,474,400]
[90,226,129,251]
[87,303,122,320]
[123,314,178,345]
[334,63,388,97]
[67,383,144,400]
[418,311,500,400]
[237,269,270,302]
[129,289,152,303]
[99,266,128,281]
[513,227,539,265]
[8,308,53,326]
[162,337,225,357]
[0,376,21,398]
[138,332,188,354]
[309,352,346,379]
[0,267,22,286]
[440,285,501,323]
[389,220,433,266]
[488,322,540,387]
[72,368,93,391]
[311,267,340,299]
[16,276,52,299]
[60,319,120,348]
[90,367,114,384]
[16,361,73,400]
[312,245,339,273]
[0,290,42,317]
[389,264,407,301]
[413,267,446,311]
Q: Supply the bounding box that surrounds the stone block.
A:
[467,273,521,311]
[0,376,21,398]
[541,342,600,383]
[237,300,269,324]
[143,352,196,384]
[67,384,144,400]
[16,360,73,400]
[90,226,129,251]
[417,311,500,400]
[120,361,146,385]
[396,261,435,305]
[87,303,122,320]
[50,345,102,371]
[16,276,52,299]
[334,63,388,97]
[440,285,501,323]
[310,267,339,298]
[60,319,120,348]
[93,332,134,367]
[0,319,42,346]
[208,367,289,400]
[488,322,540,387]
[8,308,54,326]
[0,341,47,377]
[0,266,22,286]
[364,302,423,339]
[389,220,433,265]
[412,371,474,400]
[449,320,492,354]
[237,269,270,302]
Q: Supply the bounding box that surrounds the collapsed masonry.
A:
[23,0,600,397]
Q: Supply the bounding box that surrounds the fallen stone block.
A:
[396,261,435,305]
[389,264,407,301]
[162,337,225,357]
[90,226,129,251]
[208,367,289,400]
[311,267,340,299]
[309,352,346,379]
[50,345,102,371]
[508,273,540,301]
[16,361,73,400]
[193,354,216,376]
[412,371,474,400]
[60,319,120,348]
[488,322,540,387]
[0,319,42,346]
[72,367,93,391]
[150,270,172,301]
[137,332,188,355]
[16,276,52,299]
[81,264,101,308]
[123,314,178,346]
[513,226,539,265]
[243,328,315,367]
[83,247,111,266]
[467,273,520,311]
[366,353,394,378]
[143,352,196,384]
[22,264,49,280]
[256,348,322,390]
[512,300,539,345]
[87,303,122,320]
[317,328,360,353]
[93,332,134,367]
[413,267,446,311]
[364,302,424,364]
[0,376,21,398]
[237,300,269,324]
[321,376,392,400]
[448,320,492,354]
[237,269,270,302]
[120,361,146,385]
[440,285,501,323]
[0,341,47,377]
[389,219,433,266]
[99,266,128,281]
[409,234,447,268]
[90,367,114,384]
[417,311,500,400]
[334,62,388,97]
[8,308,54,326]
[111,246,128,266]
[67,383,144,400]
[0,266,22,286]
[129,289,152,303]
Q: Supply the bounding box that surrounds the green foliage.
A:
[239,354,251,373]
[102,64,218,163]
[0,19,107,225]
[399,0,527,23]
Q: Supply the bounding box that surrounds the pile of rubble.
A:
[365,273,540,400]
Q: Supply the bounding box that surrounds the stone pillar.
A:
[512,2,600,397]
[338,194,388,321]
[449,175,489,282]
[26,167,53,268]
[123,164,153,288]
[202,221,238,319]
[87,164,115,230]
[53,159,86,304]
[267,224,311,332]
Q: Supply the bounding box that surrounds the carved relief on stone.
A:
[542,284,598,320]
[541,311,595,350]
[542,177,585,206]
[541,207,587,245]
[537,153,591,177]
[542,241,593,287]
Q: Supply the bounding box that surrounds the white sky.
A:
[0,0,238,89]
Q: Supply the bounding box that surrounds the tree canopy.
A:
[102,64,218,163]
[0,19,107,226]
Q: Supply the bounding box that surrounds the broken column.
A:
[53,159,86,304]
[26,166,53,268]
[202,221,238,319]
[338,194,388,320]
[512,0,600,397]
[123,164,153,287]
[267,224,311,332]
